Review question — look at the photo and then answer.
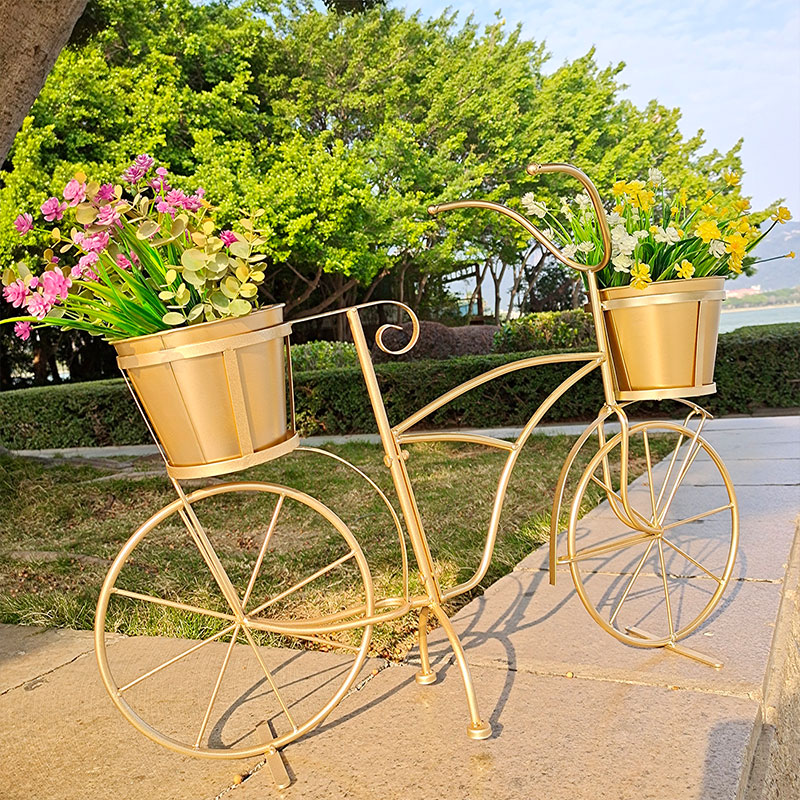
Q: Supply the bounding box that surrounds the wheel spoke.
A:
[642,430,658,524]
[589,474,652,529]
[289,633,361,653]
[195,624,241,748]
[118,622,238,693]
[110,588,237,623]
[662,503,734,531]
[655,431,687,512]
[241,625,298,731]
[661,537,723,583]
[657,539,675,639]
[563,531,654,565]
[242,495,284,612]
[247,550,356,618]
[609,539,656,625]
[657,432,703,525]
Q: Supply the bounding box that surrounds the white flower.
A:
[560,196,573,218]
[542,227,555,239]
[709,239,726,258]
[562,243,578,259]
[577,241,595,253]
[648,167,663,187]
[522,192,547,219]
[606,211,623,227]
[634,229,649,240]
[611,225,637,256]
[575,192,592,212]
[653,225,680,244]
[612,253,632,272]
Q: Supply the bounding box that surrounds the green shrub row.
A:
[0,323,797,449]
[290,340,358,371]
[492,310,596,353]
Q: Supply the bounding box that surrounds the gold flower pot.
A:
[114,305,298,479]
[599,276,726,401]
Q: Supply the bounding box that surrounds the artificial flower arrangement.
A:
[521,167,794,290]
[2,155,272,343]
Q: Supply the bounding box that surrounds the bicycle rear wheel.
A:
[95,482,374,759]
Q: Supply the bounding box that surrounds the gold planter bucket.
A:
[599,276,725,401]
[114,305,298,480]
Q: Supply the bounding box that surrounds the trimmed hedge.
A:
[0,323,798,449]
[492,310,596,353]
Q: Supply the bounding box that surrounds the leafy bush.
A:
[290,340,358,372]
[0,324,797,449]
[372,321,499,362]
[492,310,596,353]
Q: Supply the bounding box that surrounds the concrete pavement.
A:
[1,415,798,799]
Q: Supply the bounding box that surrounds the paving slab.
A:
[415,569,780,698]
[0,630,382,800]
[234,662,761,800]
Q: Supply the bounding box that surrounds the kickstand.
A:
[264,746,291,790]
[626,626,723,669]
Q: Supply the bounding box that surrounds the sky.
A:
[403,0,800,215]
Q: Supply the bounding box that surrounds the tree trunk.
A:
[0,0,88,168]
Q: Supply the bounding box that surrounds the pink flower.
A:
[219,230,237,247]
[78,251,99,270]
[155,166,168,177]
[3,279,28,308]
[156,199,178,217]
[195,187,205,198]
[63,179,86,207]
[115,254,132,270]
[130,251,139,265]
[165,189,186,206]
[25,292,53,320]
[83,232,109,253]
[41,197,67,222]
[134,154,155,172]
[70,265,83,279]
[14,321,32,341]
[121,165,145,184]
[13,213,33,235]
[95,204,120,227]
[41,268,72,302]
[95,183,115,201]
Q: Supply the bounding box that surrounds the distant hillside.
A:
[727,222,799,292]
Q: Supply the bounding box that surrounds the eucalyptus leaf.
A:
[183,270,206,287]
[137,220,160,240]
[165,268,177,284]
[235,264,250,282]
[239,282,258,298]
[210,291,230,311]
[229,298,252,316]
[158,291,174,300]
[162,312,186,326]
[224,276,240,295]
[181,248,207,271]
[187,303,204,321]
[75,204,98,225]
[229,241,250,259]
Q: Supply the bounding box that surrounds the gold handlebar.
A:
[428,162,612,274]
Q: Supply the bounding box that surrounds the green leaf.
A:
[183,270,206,287]
[229,241,250,259]
[75,203,97,225]
[235,264,250,282]
[239,282,258,298]
[210,291,230,311]
[162,312,186,326]
[137,220,160,240]
[158,290,174,300]
[165,268,177,284]
[229,298,252,316]
[181,248,207,271]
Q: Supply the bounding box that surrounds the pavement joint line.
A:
[513,565,784,584]
[0,646,95,697]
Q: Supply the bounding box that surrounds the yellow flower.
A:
[788,251,796,259]
[613,203,624,215]
[630,262,652,290]
[704,189,714,200]
[612,180,628,197]
[676,259,694,279]
[729,253,743,274]
[733,198,751,213]
[723,171,741,187]
[677,187,688,206]
[701,203,717,216]
[771,206,792,224]
[732,217,751,235]
[724,232,747,258]
[649,225,659,235]
[696,219,722,243]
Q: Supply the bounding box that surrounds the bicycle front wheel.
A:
[566,421,738,648]
[95,482,374,759]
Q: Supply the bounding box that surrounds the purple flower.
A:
[219,230,237,247]
[41,197,67,222]
[63,179,87,207]
[95,204,120,228]
[26,292,53,320]
[14,321,31,341]
[3,279,28,308]
[96,183,115,202]
[13,213,33,236]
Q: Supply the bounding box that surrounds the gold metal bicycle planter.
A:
[94,163,738,784]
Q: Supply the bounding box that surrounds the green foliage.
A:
[1,324,796,449]
[290,340,358,371]
[492,310,596,354]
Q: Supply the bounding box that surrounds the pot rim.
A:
[599,275,724,300]
[110,303,285,347]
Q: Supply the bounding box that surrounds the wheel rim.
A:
[95,481,374,759]
[566,422,738,648]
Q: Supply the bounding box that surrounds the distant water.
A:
[718,304,800,333]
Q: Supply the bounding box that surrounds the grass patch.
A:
[0,434,670,660]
